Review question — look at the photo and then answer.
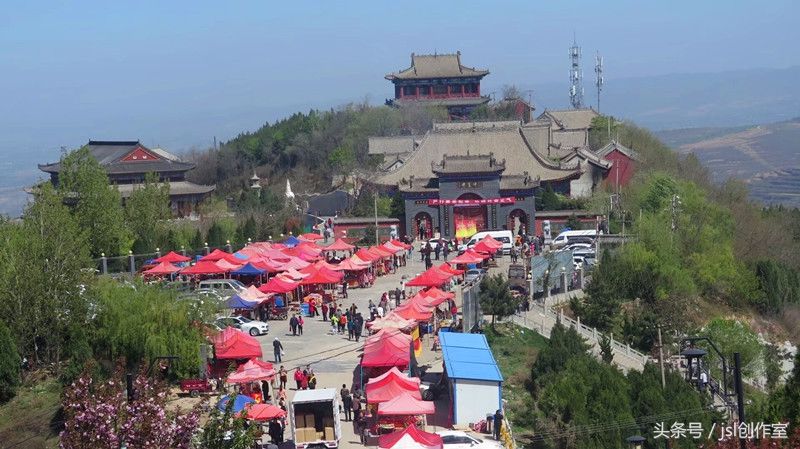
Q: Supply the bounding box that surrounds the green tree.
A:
[478,274,518,327]
[362,224,377,245]
[125,172,170,253]
[190,228,204,251]
[88,278,209,379]
[540,183,560,210]
[207,222,226,248]
[0,183,92,365]
[58,146,131,257]
[198,399,256,449]
[599,333,614,364]
[0,321,20,403]
[703,318,763,378]
[530,321,590,387]
[235,215,258,244]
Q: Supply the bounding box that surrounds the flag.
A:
[411,325,422,357]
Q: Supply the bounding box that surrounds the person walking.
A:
[352,392,362,423]
[279,366,287,389]
[434,241,441,260]
[297,315,304,335]
[300,369,309,390]
[273,337,283,363]
[308,370,317,390]
[322,302,329,321]
[340,313,348,336]
[269,418,283,443]
[289,314,299,336]
[443,239,450,259]
[294,368,304,390]
[342,280,348,298]
[330,313,339,334]
[340,384,352,421]
[353,313,364,342]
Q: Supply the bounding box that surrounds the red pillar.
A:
[415,86,419,98]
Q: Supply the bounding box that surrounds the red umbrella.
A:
[244,403,286,421]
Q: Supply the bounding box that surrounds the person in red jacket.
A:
[294,368,304,390]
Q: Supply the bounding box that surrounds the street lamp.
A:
[626,435,645,449]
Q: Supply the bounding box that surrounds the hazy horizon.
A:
[2,0,799,216]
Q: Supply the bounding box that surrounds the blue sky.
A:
[0,0,798,214]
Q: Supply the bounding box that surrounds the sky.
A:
[0,0,798,214]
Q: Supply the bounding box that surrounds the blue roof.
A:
[232,262,266,276]
[439,332,503,382]
[284,236,300,247]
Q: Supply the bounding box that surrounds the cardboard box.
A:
[295,414,306,428]
[304,428,318,442]
[304,414,316,429]
[322,417,334,428]
[324,427,335,440]
[316,431,324,439]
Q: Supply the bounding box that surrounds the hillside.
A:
[655,118,800,208]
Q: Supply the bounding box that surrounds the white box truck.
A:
[290,388,341,449]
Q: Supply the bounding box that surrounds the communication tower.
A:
[595,52,604,112]
[569,37,584,109]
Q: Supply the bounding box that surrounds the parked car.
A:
[198,279,247,294]
[563,242,593,252]
[464,268,484,284]
[437,431,503,449]
[216,316,269,336]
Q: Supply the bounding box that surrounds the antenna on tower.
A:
[595,52,604,112]
[569,35,584,109]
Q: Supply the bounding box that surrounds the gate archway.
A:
[507,208,530,237]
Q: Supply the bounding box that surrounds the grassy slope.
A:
[484,322,549,436]
[0,378,62,449]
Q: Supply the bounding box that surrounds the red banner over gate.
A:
[428,197,516,206]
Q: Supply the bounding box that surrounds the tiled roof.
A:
[385,52,489,80]
[368,136,418,155]
[538,108,599,130]
[376,122,580,186]
[595,140,641,161]
[431,154,505,175]
[500,174,539,190]
[563,147,613,170]
[39,140,195,174]
[115,181,215,198]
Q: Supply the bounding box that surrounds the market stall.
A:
[378,425,443,449]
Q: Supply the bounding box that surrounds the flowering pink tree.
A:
[59,367,202,449]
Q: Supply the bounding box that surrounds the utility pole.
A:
[657,326,666,389]
[734,352,746,449]
[373,193,379,245]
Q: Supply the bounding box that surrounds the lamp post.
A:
[626,435,645,449]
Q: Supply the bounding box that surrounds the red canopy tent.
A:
[409,293,446,308]
[202,249,244,264]
[213,327,263,359]
[405,267,452,288]
[389,239,413,250]
[299,233,323,241]
[250,258,283,272]
[180,260,227,275]
[300,266,344,285]
[356,248,381,262]
[324,238,356,251]
[143,261,181,276]
[366,367,421,404]
[362,332,411,368]
[378,425,443,449]
[258,276,300,294]
[154,251,190,263]
[370,246,395,258]
[377,391,435,416]
[449,249,489,265]
[244,403,286,421]
[437,263,464,276]
[394,301,434,321]
[227,358,276,383]
[422,287,455,300]
[367,312,417,332]
[332,258,370,271]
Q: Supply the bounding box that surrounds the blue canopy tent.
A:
[225,294,258,310]
[217,394,256,413]
[232,263,267,276]
[283,235,300,247]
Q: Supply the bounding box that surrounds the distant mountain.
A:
[655,119,800,208]
[522,66,800,131]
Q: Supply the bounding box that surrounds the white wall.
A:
[453,379,501,425]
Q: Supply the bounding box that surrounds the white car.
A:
[437,431,502,449]
[216,316,269,336]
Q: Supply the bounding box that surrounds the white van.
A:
[551,230,598,249]
[197,279,247,294]
[459,230,514,255]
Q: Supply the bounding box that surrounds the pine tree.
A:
[0,321,20,403]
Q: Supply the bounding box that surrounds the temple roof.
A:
[385,52,489,81]
[595,140,641,161]
[537,108,599,130]
[368,136,418,155]
[431,154,505,175]
[376,121,581,187]
[39,140,195,174]
[562,147,613,170]
[115,181,215,198]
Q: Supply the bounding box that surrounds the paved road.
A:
[252,250,455,448]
